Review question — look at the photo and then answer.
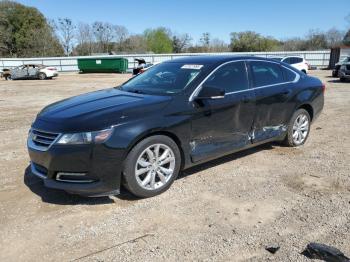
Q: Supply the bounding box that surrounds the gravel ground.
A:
[0,70,349,262]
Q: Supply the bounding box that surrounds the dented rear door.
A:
[248,60,295,142]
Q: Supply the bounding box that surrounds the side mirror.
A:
[195,85,225,100]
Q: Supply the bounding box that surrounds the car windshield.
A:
[120,62,205,95]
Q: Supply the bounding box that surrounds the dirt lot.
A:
[0,71,349,261]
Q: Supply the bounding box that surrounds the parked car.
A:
[339,62,350,82]
[5,64,58,80]
[332,56,350,77]
[271,56,309,74]
[132,58,159,75]
[27,56,324,198]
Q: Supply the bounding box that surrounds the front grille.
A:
[30,129,60,150]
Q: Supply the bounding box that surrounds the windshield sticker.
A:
[181,64,203,70]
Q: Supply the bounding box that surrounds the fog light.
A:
[56,172,94,183]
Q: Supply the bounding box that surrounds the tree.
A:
[92,21,114,53]
[0,0,63,57]
[56,18,75,56]
[230,31,280,52]
[304,29,328,50]
[144,27,173,53]
[123,35,147,53]
[75,22,94,55]
[172,33,192,53]
[209,38,229,52]
[200,32,210,48]
[326,28,345,47]
[113,25,128,52]
[344,30,350,45]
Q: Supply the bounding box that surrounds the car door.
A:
[27,65,39,78]
[11,66,28,79]
[190,61,255,162]
[248,60,296,143]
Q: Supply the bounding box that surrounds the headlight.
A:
[56,128,113,145]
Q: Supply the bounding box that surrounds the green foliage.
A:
[0,1,63,57]
[144,27,173,53]
[230,31,281,52]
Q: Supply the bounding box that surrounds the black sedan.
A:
[27,56,324,198]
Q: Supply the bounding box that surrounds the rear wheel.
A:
[38,72,46,80]
[340,77,346,82]
[123,135,181,198]
[283,109,311,147]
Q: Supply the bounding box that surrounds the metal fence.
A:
[0,50,330,72]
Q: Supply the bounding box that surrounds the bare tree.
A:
[56,18,76,56]
[209,38,229,52]
[326,27,345,47]
[113,25,128,52]
[76,22,94,55]
[92,22,114,53]
[172,33,192,53]
[200,32,210,47]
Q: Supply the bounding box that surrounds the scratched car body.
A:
[27,56,324,198]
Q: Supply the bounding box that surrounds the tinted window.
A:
[283,57,291,64]
[282,66,297,82]
[251,61,284,87]
[290,57,303,64]
[204,61,248,93]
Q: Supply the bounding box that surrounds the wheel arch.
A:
[297,103,314,121]
[125,130,185,170]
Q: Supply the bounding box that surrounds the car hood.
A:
[33,88,172,132]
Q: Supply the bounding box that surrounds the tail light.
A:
[47,67,57,71]
[305,63,310,69]
[322,83,326,93]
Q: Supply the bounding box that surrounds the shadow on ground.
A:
[24,143,276,205]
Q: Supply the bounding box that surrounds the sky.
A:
[16,0,350,43]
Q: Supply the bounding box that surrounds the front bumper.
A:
[27,139,123,197]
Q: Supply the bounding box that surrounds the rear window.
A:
[290,57,303,64]
[250,61,284,87]
[282,66,298,82]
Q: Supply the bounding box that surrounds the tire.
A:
[301,69,307,74]
[5,75,12,80]
[340,77,345,82]
[283,109,311,147]
[38,72,46,80]
[123,135,181,198]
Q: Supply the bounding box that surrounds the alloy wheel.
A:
[135,143,176,190]
[292,113,309,145]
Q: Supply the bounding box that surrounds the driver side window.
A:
[204,61,249,93]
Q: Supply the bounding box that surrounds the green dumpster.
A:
[77,57,128,73]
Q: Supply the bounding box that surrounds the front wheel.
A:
[283,109,311,147]
[123,135,181,198]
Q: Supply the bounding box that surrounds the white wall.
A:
[0,50,330,72]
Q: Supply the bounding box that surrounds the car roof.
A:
[166,55,279,65]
